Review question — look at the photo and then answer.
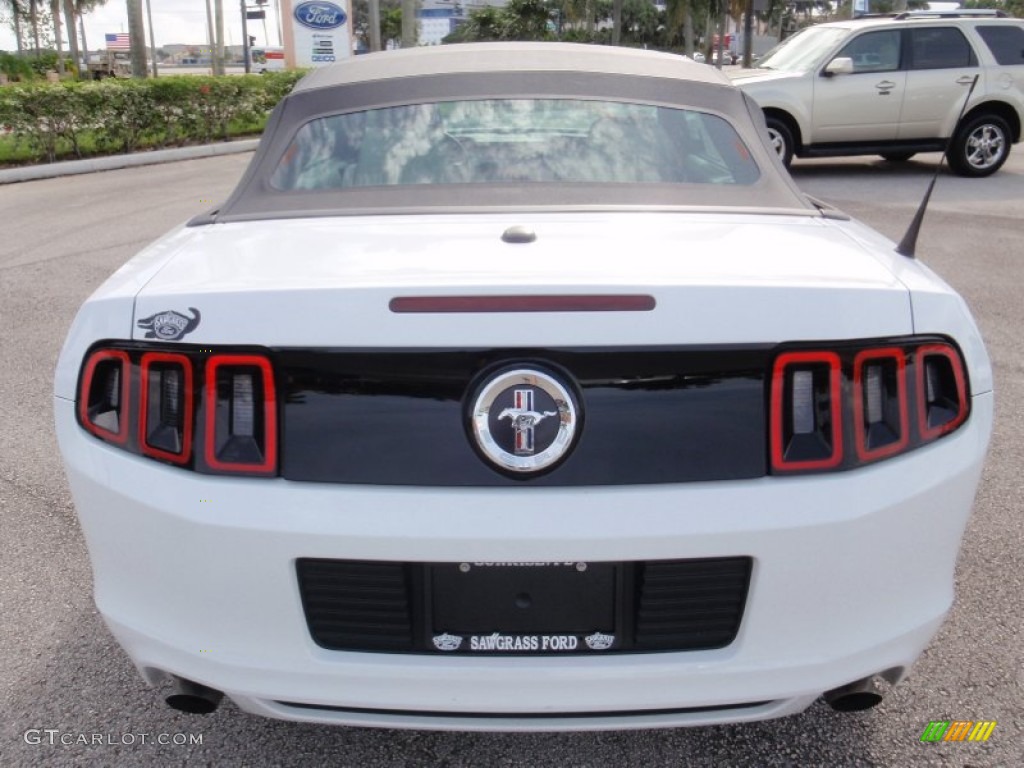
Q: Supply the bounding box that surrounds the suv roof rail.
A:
[892,9,1009,19]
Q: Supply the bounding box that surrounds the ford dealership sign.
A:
[294,1,346,30]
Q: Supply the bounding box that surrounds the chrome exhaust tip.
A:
[823,676,884,712]
[165,676,224,714]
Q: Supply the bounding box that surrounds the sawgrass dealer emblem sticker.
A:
[470,367,579,474]
[136,307,201,341]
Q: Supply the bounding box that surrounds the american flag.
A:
[105,33,130,51]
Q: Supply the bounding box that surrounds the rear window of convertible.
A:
[270,98,761,190]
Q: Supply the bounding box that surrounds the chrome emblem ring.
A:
[470,368,578,474]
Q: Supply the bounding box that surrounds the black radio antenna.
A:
[896,74,979,258]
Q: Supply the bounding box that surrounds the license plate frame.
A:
[425,561,622,654]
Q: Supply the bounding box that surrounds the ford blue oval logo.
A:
[293,1,346,30]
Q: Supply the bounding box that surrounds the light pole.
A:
[241,0,251,73]
[214,0,226,75]
[369,0,381,52]
[145,0,158,76]
[205,0,216,70]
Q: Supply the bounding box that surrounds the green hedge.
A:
[0,71,305,164]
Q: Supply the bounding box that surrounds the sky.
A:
[0,0,287,53]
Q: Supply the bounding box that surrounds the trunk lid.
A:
[132,212,912,347]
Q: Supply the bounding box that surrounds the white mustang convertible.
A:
[55,42,992,731]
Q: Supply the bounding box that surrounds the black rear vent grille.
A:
[297,560,415,651]
[633,558,751,651]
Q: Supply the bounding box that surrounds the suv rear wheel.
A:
[765,116,794,167]
[947,114,1011,177]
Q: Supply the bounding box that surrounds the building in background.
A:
[418,0,509,46]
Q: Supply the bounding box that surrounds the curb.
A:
[0,139,260,185]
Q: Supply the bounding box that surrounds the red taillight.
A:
[853,348,908,462]
[139,352,194,464]
[770,339,969,474]
[78,345,278,476]
[770,351,843,471]
[79,349,131,444]
[204,354,278,474]
[916,344,968,440]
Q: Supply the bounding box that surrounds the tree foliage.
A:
[963,0,1023,17]
[351,0,403,50]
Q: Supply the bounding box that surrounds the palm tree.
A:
[28,0,42,53]
[666,0,697,57]
[2,0,26,53]
[125,0,146,76]
[69,0,107,54]
[444,6,502,41]
[401,0,415,46]
[50,0,65,72]
[70,0,107,74]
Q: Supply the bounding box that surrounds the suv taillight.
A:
[77,345,277,476]
[770,338,969,474]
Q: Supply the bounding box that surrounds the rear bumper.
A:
[55,391,993,731]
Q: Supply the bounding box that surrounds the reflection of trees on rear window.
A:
[270,99,760,191]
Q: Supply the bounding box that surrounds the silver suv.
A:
[731,11,1024,176]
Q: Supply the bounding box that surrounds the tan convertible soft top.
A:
[293,42,731,91]
[208,43,816,224]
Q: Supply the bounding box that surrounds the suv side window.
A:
[908,28,977,70]
[835,30,901,73]
[976,25,1024,66]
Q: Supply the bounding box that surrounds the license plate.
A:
[427,561,618,653]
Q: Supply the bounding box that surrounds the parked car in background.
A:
[56,42,991,731]
[87,50,132,79]
[731,10,1024,176]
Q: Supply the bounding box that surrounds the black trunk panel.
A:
[278,347,768,486]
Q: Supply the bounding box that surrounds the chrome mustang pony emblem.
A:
[470,367,579,474]
[498,394,558,454]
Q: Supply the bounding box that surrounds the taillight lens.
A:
[79,349,131,444]
[770,351,843,471]
[139,352,194,464]
[916,344,968,440]
[853,348,908,462]
[76,345,277,476]
[204,355,278,474]
[770,339,969,474]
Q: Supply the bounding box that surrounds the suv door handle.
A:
[875,81,896,92]
[956,76,977,85]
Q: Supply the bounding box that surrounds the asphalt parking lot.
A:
[0,150,1021,767]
